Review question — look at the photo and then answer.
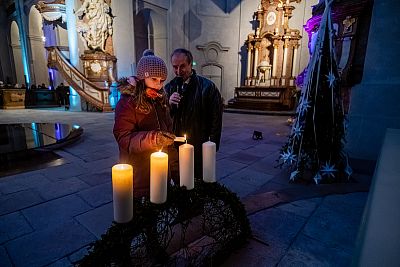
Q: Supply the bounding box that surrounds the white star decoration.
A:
[313,172,322,184]
[344,164,353,179]
[291,124,303,139]
[298,99,311,116]
[326,71,336,88]
[280,149,297,165]
[290,170,299,181]
[320,162,337,178]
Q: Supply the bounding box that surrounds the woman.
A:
[113,55,178,198]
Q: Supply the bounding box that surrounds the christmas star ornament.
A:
[313,172,322,184]
[320,162,337,178]
[290,170,299,181]
[291,124,303,139]
[326,71,336,88]
[280,149,297,165]
[298,99,311,116]
[344,164,353,180]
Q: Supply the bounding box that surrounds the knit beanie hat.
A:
[136,55,168,80]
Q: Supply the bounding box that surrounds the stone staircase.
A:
[46,46,112,112]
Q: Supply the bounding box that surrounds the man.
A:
[165,48,223,179]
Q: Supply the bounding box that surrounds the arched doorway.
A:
[134,7,168,62]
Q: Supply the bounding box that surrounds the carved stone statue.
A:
[260,37,271,64]
[76,0,113,52]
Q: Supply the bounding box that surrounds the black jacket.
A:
[165,70,223,178]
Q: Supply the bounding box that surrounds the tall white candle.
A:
[203,141,216,183]
[112,164,133,223]
[150,151,168,204]
[179,142,194,189]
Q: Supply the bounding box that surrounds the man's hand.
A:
[169,92,182,106]
[155,131,176,147]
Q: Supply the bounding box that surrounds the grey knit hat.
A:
[136,55,168,80]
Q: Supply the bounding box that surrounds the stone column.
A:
[347,0,400,161]
[282,43,289,78]
[15,0,32,86]
[272,43,279,77]
[246,44,253,85]
[292,44,298,77]
[66,0,82,111]
[253,43,259,84]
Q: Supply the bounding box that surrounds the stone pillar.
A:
[253,43,259,84]
[282,43,289,79]
[66,0,82,111]
[292,45,298,77]
[347,0,400,160]
[246,45,253,85]
[272,43,278,77]
[15,0,32,86]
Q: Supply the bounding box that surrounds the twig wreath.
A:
[78,180,251,266]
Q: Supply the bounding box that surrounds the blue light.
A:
[15,1,30,85]
[31,123,40,147]
[54,123,62,140]
[66,0,81,110]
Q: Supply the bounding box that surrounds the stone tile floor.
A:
[0,109,371,266]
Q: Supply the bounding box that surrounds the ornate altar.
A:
[0,89,26,109]
[229,0,302,111]
[80,51,117,88]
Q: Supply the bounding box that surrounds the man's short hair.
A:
[171,48,193,65]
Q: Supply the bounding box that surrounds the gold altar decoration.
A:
[0,89,26,109]
[80,51,117,87]
[229,0,302,111]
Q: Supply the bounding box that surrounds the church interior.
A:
[0,0,400,266]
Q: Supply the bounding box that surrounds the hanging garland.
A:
[77,181,251,266]
[278,0,352,184]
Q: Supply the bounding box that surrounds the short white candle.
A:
[112,164,133,223]
[150,150,168,204]
[179,142,194,189]
[202,141,216,183]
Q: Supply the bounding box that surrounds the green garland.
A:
[78,181,251,266]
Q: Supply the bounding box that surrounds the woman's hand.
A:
[155,131,176,147]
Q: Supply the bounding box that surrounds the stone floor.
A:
[0,109,372,266]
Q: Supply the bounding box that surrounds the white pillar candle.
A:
[179,142,194,190]
[150,151,168,204]
[112,164,133,223]
[202,141,216,183]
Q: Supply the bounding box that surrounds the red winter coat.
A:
[113,93,178,197]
